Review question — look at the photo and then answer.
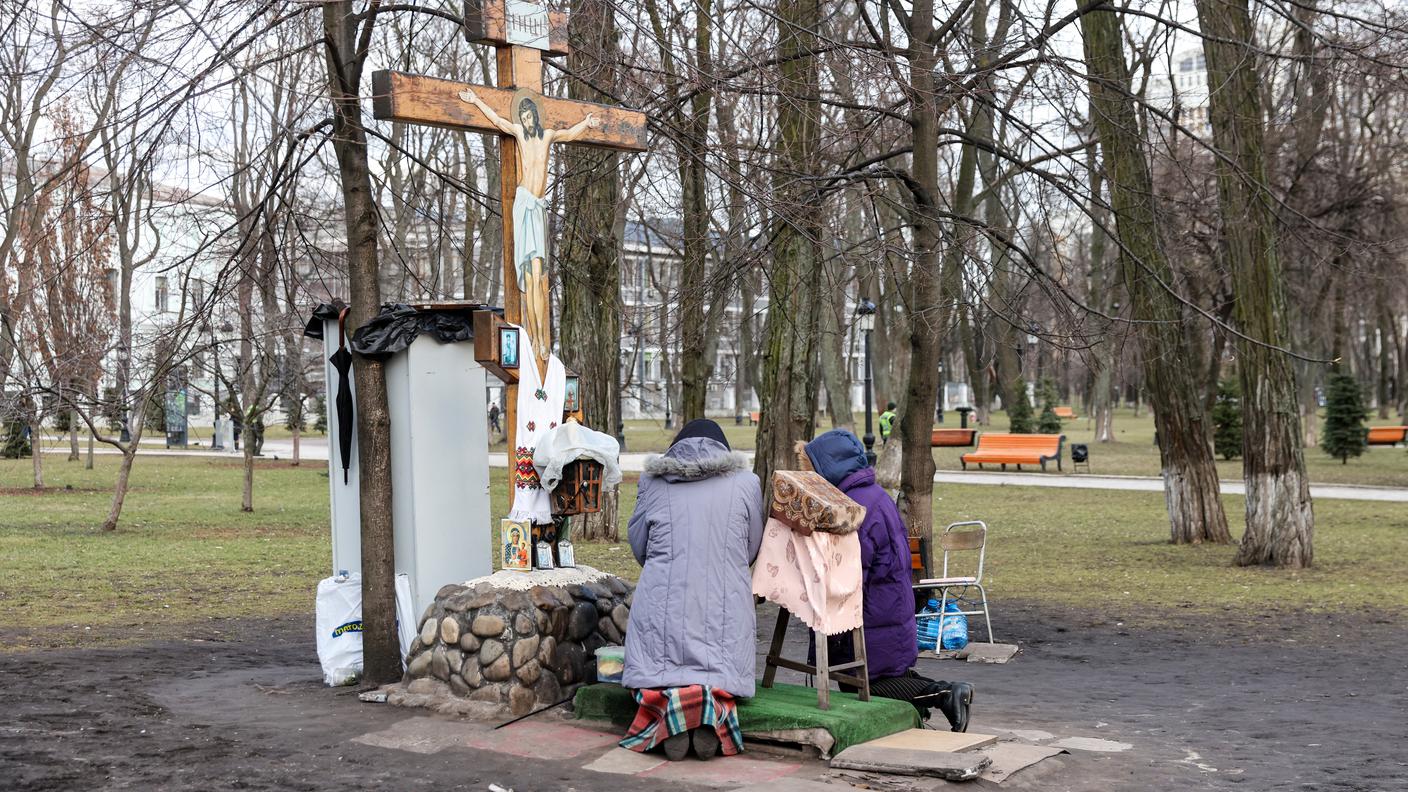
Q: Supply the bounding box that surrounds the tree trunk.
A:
[68,404,79,461]
[323,0,400,684]
[560,0,622,542]
[896,0,946,554]
[1081,2,1230,544]
[242,431,255,512]
[819,231,855,431]
[1084,139,1116,443]
[754,0,823,487]
[1195,0,1314,567]
[1377,294,1392,419]
[102,448,138,532]
[31,418,43,488]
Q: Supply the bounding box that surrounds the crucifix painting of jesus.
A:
[459,87,601,361]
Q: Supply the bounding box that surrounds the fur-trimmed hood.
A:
[644,437,751,483]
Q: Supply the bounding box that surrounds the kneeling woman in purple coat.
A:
[620,419,765,761]
[805,429,975,732]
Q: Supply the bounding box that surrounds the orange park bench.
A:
[1367,426,1408,446]
[748,411,761,425]
[931,428,978,447]
[1053,406,1077,420]
[960,433,1065,472]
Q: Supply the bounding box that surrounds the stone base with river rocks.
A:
[385,566,633,718]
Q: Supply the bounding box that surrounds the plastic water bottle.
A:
[916,598,942,650]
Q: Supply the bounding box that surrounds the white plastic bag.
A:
[395,573,417,664]
[315,574,363,686]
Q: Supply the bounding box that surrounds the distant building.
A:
[1147,48,1212,138]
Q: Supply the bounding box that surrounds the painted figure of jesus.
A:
[459,87,601,361]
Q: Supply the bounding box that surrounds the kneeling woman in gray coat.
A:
[620,419,764,761]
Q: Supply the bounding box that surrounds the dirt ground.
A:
[2,601,1405,791]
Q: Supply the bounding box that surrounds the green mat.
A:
[573,682,919,755]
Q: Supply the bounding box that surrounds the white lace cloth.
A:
[533,419,623,493]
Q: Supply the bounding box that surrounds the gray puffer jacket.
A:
[623,437,765,697]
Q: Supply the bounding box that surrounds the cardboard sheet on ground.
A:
[977,742,1067,783]
[863,727,997,753]
[829,744,991,781]
[573,682,918,757]
[957,642,1020,663]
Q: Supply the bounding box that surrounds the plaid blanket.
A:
[619,686,744,755]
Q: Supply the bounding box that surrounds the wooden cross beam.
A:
[369,0,647,509]
[371,72,647,153]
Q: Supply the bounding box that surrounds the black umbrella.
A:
[331,309,355,484]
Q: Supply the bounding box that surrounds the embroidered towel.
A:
[508,329,566,524]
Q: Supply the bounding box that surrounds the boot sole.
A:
[691,728,720,760]
[662,732,691,761]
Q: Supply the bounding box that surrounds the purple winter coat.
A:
[830,466,918,680]
[623,437,765,697]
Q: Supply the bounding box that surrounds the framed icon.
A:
[498,326,520,369]
[563,374,580,412]
[501,519,531,571]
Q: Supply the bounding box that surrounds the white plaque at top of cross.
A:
[504,0,550,50]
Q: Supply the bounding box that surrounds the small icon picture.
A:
[563,375,580,412]
[499,327,520,370]
[501,519,531,571]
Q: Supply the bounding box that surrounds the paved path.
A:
[40,437,1408,502]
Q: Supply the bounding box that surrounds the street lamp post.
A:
[855,298,877,465]
[211,321,233,450]
[936,360,945,424]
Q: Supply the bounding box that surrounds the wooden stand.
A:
[760,607,870,710]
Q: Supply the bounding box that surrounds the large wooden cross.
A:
[371,0,646,498]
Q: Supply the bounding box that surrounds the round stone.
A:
[553,642,586,685]
[512,635,540,667]
[531,586,559,611]
[459,634,481,653]
[514,612,536,636]
[461,658,483,687]
[470,683,506,703]
[583,632,607,660]
[597,617,622,645]
[611,603,630,634]
[550,606,570,639]
[478,639,505,666]
[537,636,556,668]
[534,671,562,707]
[408,637,423,656]
[407,650,433,678]
[472,614,507,638]
[535,609,550,633]
[445,648,463,675]
[449,674,472,697]
[483,654,512,682]
[567,602,598,642]
[508,683,536,716]
[431,647,450,681]
[516,659,541,686]
[407,677,445,696]
[419,618,437,646]
[501,591,530,611]
[568,584,598,603]
[466,588,498,609]
[440,616,460,645]
[605,576,629,595]
[436,583,468,600]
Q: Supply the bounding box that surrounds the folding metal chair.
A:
[913,521,994,644]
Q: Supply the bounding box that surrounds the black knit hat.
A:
[671,418,729,450]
